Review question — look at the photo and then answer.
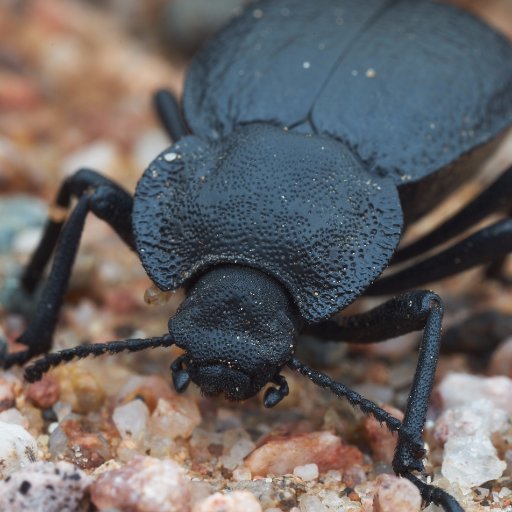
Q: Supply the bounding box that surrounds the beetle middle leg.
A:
[1,168,134,368]
[302,291,463,510]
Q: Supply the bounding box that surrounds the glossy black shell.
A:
[133,0,512,322]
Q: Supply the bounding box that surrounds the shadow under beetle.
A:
[2,0,512,510]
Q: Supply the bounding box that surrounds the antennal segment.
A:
[24,334,174,383]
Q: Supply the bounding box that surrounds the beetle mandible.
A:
[2,1,512,510]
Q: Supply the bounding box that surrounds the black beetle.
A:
[2,0,512,510]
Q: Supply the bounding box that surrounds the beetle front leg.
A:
[304,291,459,509]
[307,291,443,470]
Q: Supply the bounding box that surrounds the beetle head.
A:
[168,265,299,406]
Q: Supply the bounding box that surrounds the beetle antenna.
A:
[287,357,427,458]
[24,335,174,383]
[287,356,404,432]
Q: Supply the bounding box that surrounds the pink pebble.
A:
[245,430,363,477]
[90,455,191,512]
[373,474,421,512]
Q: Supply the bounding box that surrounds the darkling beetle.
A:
[1,0,512,510]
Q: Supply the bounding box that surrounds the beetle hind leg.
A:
[1,168,134,368]
[391,165,512,265]
[375,165,512,293]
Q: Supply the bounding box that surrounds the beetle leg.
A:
[263,373,289,408]
[366,218,512,295]
[23,335,174,382]
[153,89,189,142]
[392,165,512,264]
[1,169,134,368]
[171,355,192,392]
[302,292,448,503]
[21,168,134,294]
[406,473,464,512]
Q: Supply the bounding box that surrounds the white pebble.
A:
[0,461,91,512]
[0,421,40,479]
[437,373,512,413]
[434,399,508,443]
[12,228,43,255]
[232,466,252,481]
[442,435,506,489]
[293,463,319,481]
[193,490,262,512]
[113,399,149,441]
[0,408,27,427]
[298,495,328,512]
[149,397,201,441]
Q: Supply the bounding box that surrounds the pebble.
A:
[232,465,252,481]
[53,365,105,414]
[298,495,328,512]
[245,430,363,477]
[373,475,421,512]
[26,375,60,410]
[192,490,262,512]
[433,399,508,443]
[112,398,150,441]
[0,421,40,479]
[0,461,91,511]
[60,140,118,178]
[293,463,319,481]
[0,378,16,411]
[434,400,508,489]
[442,435,506,489]
[220,428,256,470]
[90,455,191,512]
[52,419,111,470]
[436,373,512,413]
[116,375,180,413]
[363,404,404,464]
[0,408,27,427]
[149,397,201,441]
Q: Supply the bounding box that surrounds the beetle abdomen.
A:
[185,0,512,190]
